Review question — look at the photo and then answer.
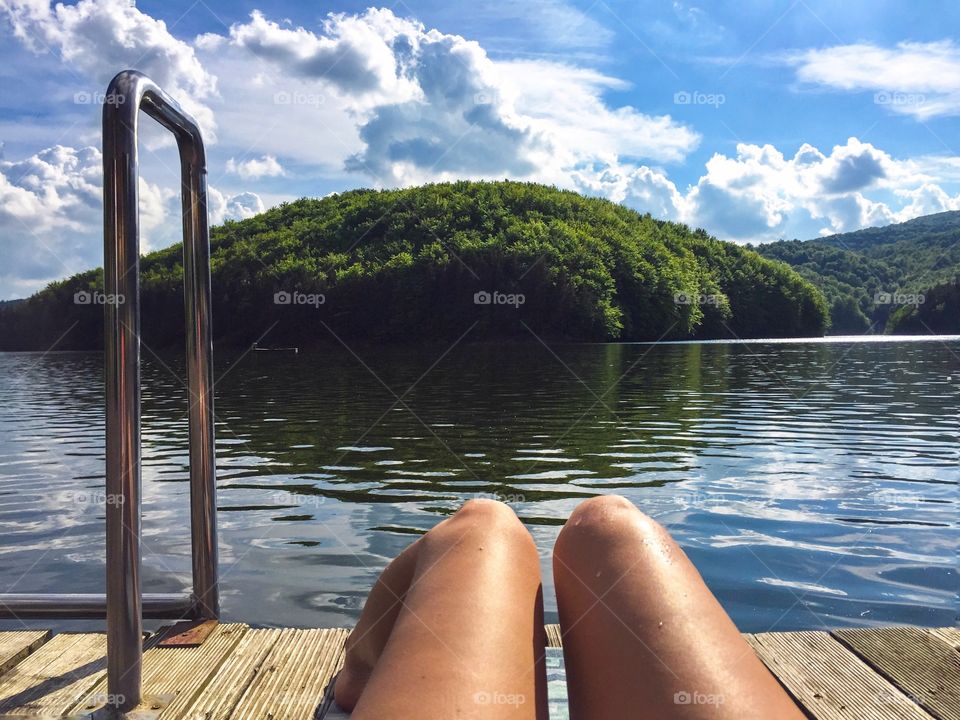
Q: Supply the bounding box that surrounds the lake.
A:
[0,336,956,632]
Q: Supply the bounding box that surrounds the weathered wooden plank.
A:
[69,623,248,717]
[930,628,960,651]
[0,630,50,676]
[0,625,954,719]
[175,628,284,720]
[545,624,563,648]
[834,627,960,720]
[0,632,107,715]
[230,628,349,720]
[747,630,932,719]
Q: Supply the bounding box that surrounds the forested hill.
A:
[755,211,960,334]
[0,181,827,350]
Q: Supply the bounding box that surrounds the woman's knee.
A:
[450,497,523,529]
[562,494,654,534]
[427,498,537,555]
[555,495,671,567]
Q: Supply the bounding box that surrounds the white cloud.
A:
[0,0,219,138]
[221,9,543,184]
[216,8,699,186]
[137,175,176,251]
[787,40,960,119]
[679,138,960,240]
[496,59,699,167]
[2,3,699,190]
[561,137,960,242]
[0,141,265,296]
[208,188,265,224]
[0,144,100,232]
[193,47,362,171]
[0,144,102,293]
[223,9,420,105]
[464,0,615,53]
[894,183,960,218]
[570,161,687,221]
[226,154,284,180]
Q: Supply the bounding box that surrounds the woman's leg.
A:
[334,499,549,719]
[333,537,421,709]
[553,495,804,720]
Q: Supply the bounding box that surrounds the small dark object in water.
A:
[251,343,299,353]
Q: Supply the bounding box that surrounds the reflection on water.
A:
[0,337,957,632]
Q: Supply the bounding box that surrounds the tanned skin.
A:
[334,496,803,720]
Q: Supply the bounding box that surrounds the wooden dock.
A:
[0,624,956,718]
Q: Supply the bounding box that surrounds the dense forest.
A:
[755,211,960,334]
[884,277,960,334]
[0,181,828,350]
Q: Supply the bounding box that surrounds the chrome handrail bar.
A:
[0,70,219,712]
[0,593,195,619]
[102,67,219,712]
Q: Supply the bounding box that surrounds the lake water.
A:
[0,337,956,632]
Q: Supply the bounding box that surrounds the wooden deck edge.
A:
[148,623,250,719]
[1,624,956,720]
[0,632,108,716]
[831,626,960,720]
[747,630,937,720]
[0,630,52,677]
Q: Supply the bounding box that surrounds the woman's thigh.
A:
[554,495,804,720]
[349,499,549,719]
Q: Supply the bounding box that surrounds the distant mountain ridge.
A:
[817,210,960,250]
[754,211,960,334]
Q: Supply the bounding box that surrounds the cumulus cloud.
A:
[216,8,699,186]
[0,0,219,138]
[136,175,177,250]
[220,9,543,184]
[0,145,100,228]
[0,141,264,297]
[496,59,700,166]
[819,143,888,193]
[226,155,284,180]
[894,183,960,218]
[2,3,700,200]
[565,137,959,242]
[0,144,102,287]
[208,188,265,224]
[787,40,960,119]
[680,138,958,240]
[570,161,686,221]
[222,9,420,104]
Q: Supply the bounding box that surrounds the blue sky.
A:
[1,0,959,298]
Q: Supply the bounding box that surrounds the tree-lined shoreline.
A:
[0,181,828,350]
[754,210,960,335]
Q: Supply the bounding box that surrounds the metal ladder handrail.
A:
[0,70,219,712]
